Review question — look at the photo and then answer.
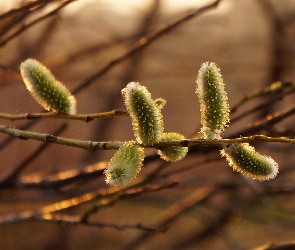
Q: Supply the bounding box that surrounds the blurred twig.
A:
[124,185,217,249]
[0,0,75,47]
[0,181,178,228]
[72,0,221,95]
[231,81,294,114]
[0,123,68,188]
[256,242,295,250]
[0,0,54,19]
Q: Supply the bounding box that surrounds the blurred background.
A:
[1,0,295,249]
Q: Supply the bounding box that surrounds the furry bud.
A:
[196,62,229,139]
[20,58,76,114]
[121,82,164,145]
[104,141,144,187]
[221,143,279,181]
[158,132,188,162]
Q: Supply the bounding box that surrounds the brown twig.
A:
[124,185,217,249]
[72,0,222,95]
[0,0,75,47]
[0,123,68,188]
[0,110,128,122]
[0,0,54,20]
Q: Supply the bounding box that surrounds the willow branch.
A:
[1,124,295,152]
[0,125,123,151]
[0,109,128,122]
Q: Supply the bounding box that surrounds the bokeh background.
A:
[1,0,295,249]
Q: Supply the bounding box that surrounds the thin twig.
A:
[233,105,295,136]
[0,124,123,151]
[0,0,75,46]
[230,82,295,121]
[16,161,107,188]
[124,185,217,249]
[256,242,295,250]
[231,81,294,113]
[0,110,128,122]
[0,181,178,228]
[72,0,221,95]
[0,0,54,19]
[0,209,160,232]
[1,124,295,152]
[36,213,162,232]
[0,123,68,187]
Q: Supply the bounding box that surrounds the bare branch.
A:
[1,124,295,152]
[0,123,68,187]
[0,0,75,47]
[0,110,128,122]
[73,0,222,95]
[0,210,161,232]
[124,185,217,249]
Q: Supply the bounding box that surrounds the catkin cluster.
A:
[196,62,278,181]
[19,59,279,187]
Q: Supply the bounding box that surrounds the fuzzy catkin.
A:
[121,82,164,145]
[104,141,144,187]
[196,62,229,139]
[158,133,188,162]
[221,143,279,181]
[20,59,76,114]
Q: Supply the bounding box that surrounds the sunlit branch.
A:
[36,213,162,232]
[1,124,295,152]
[0,124,123,151]
[0,123,68,188]
[31,181,177,217]
[16,162,107,189]
[124,185,217,249]
[0,110,128,122]
[0,210,161,231]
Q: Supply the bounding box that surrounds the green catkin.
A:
[158,132,188,162]
[196,62,230,139]
[20,58,76,114]
[121,82,164,145]
[104,141,144,187]
[221,143,279,181]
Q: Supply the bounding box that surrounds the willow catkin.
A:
[196,62,229,139]
[20,58,76,114]
[121,82,164,145]
[221,143,279,181]
[104,141,144,187]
